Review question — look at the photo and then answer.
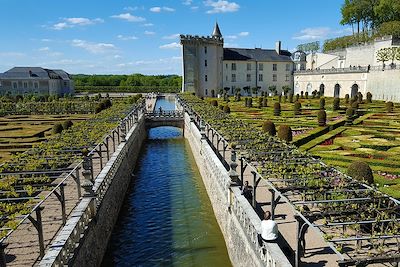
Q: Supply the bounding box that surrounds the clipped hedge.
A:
[347,161,374,184]
[262,120,276,136]
[278,125,292,142]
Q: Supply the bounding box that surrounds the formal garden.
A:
[0,94,143,241]
[178,92,399,266]
[204,91,400,199]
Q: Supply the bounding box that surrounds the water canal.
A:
[102,98,231,266]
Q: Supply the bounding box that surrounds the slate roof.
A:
[0,67,70,80]
[223,48,292,62]
[212,22,222,38]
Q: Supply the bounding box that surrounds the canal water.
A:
[102,98,231,266]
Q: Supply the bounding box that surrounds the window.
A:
[258,74,263,81]
[273,64,277,71]
[205,60,208,67]
[23,82,28,89]
[34,82,39,89]
[205,75,208,82]
[286,74,290,81]
[231,63,236,71]
[205,89,208,95]
[259,63,263,71]
[273,74,277,82]
[286,64,291,71]
[231,74,236,82]
[247,63,251,71]
[226,63,228,68]
[204,46,207,54]
[226,76,228,81]
[246,74,251,82]
[12,82,17,89]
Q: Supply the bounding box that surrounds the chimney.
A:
[29,70,33,77]
[275,41,281,55]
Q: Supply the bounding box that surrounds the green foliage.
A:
[273,102,281,116]
[52,123,63,134]
[297,41,320,53]
[223,105,231,114]
[294,101,302,115]
[378,20,400,37]
[317,110,327,126]
[345,94,350,104]
[366,92,373,103]
[211,100,218,107]
[277,125,292,142]
[262,120,276,136]
[289,93,294,103]
[323,34,374,52]
[347,161,374,184]
[320,98,326,110]
[268,85,277,96]
[386,101,394,112]
[305,92,309,99]
[333,97,340,110]
[62,120,73,130]
[263,97,268,107]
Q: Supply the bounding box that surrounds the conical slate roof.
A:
[212,22,222,37]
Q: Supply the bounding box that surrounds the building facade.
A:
[181,23,294,97]
[294,36,400,102]
[0,67,74,96]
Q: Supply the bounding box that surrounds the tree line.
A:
[72,74,182,87]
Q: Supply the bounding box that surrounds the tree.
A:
[268,85,277,96]
[251,87,259,96]
[374,0,400,25]
[282,85,291,96]
[376,47,390,66]
[296,41,320,54]
[243,86,250,96]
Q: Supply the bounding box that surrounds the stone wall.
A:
[71,117,147,267]
[182,110,291,267]
[39,115,147,267]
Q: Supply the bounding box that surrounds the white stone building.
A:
[294,36,400,102]
[180,23,294,97]
[0,67,74,96]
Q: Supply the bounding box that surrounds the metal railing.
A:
[0,100,146,266]
[145,110,184,119]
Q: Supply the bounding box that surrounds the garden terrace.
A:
[178,93,400,266]
[0,96,145,265]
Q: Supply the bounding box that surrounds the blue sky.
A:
[0,0,350,75]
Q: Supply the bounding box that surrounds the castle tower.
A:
[180,23,224,97]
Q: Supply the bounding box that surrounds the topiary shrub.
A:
[262,97,267,107]
[288,94,293,103]
[295,94,299,102]
[351,101,359,109]
[248,98,253,108]
[219,105,224,110]
[95,102,105,113]
[52,123,63,134]
[283,95,287,103]
[333,97,340,111]
[278,95,282,103]
[274,102,281,116]
[357,92,363,103]
[62,120,73,130]
[345,107,355,125]
[305,92,309,99]
[345,94,349,104]
[319,98,325,110]
[278,125,292,142]
[223,105,230,113]
[347,161,374,184]
[366,92,372,103]
[386,101,394,112]
[258,97,264,108]
[211,100,218,107]
[300,91,304,99]
[294,101,302,115]
[244,98,249,107]
[317,110,326,126]
[262,120,276,136]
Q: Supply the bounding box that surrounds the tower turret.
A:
[212,22,222,38]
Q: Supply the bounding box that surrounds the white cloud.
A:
[204,0,240,14]
[124,6,138,11]
[41,39,53,42]
[163,33,180,40]
[226,31,249,40]
[191,6,199,10]
[159,42,181,49]
[150,6,175,13]
[293,27,331,40]
[117,35,138,41]
[183,0,193,5]
[38,47,50,52]
[144,31,156,35]
[51,17,103,30]
[111,13,146,22]
[114,55,122,59]
[143,23,154,27]
[224,42,239,48]
[71,39,117,54]
[0,52,25,57]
